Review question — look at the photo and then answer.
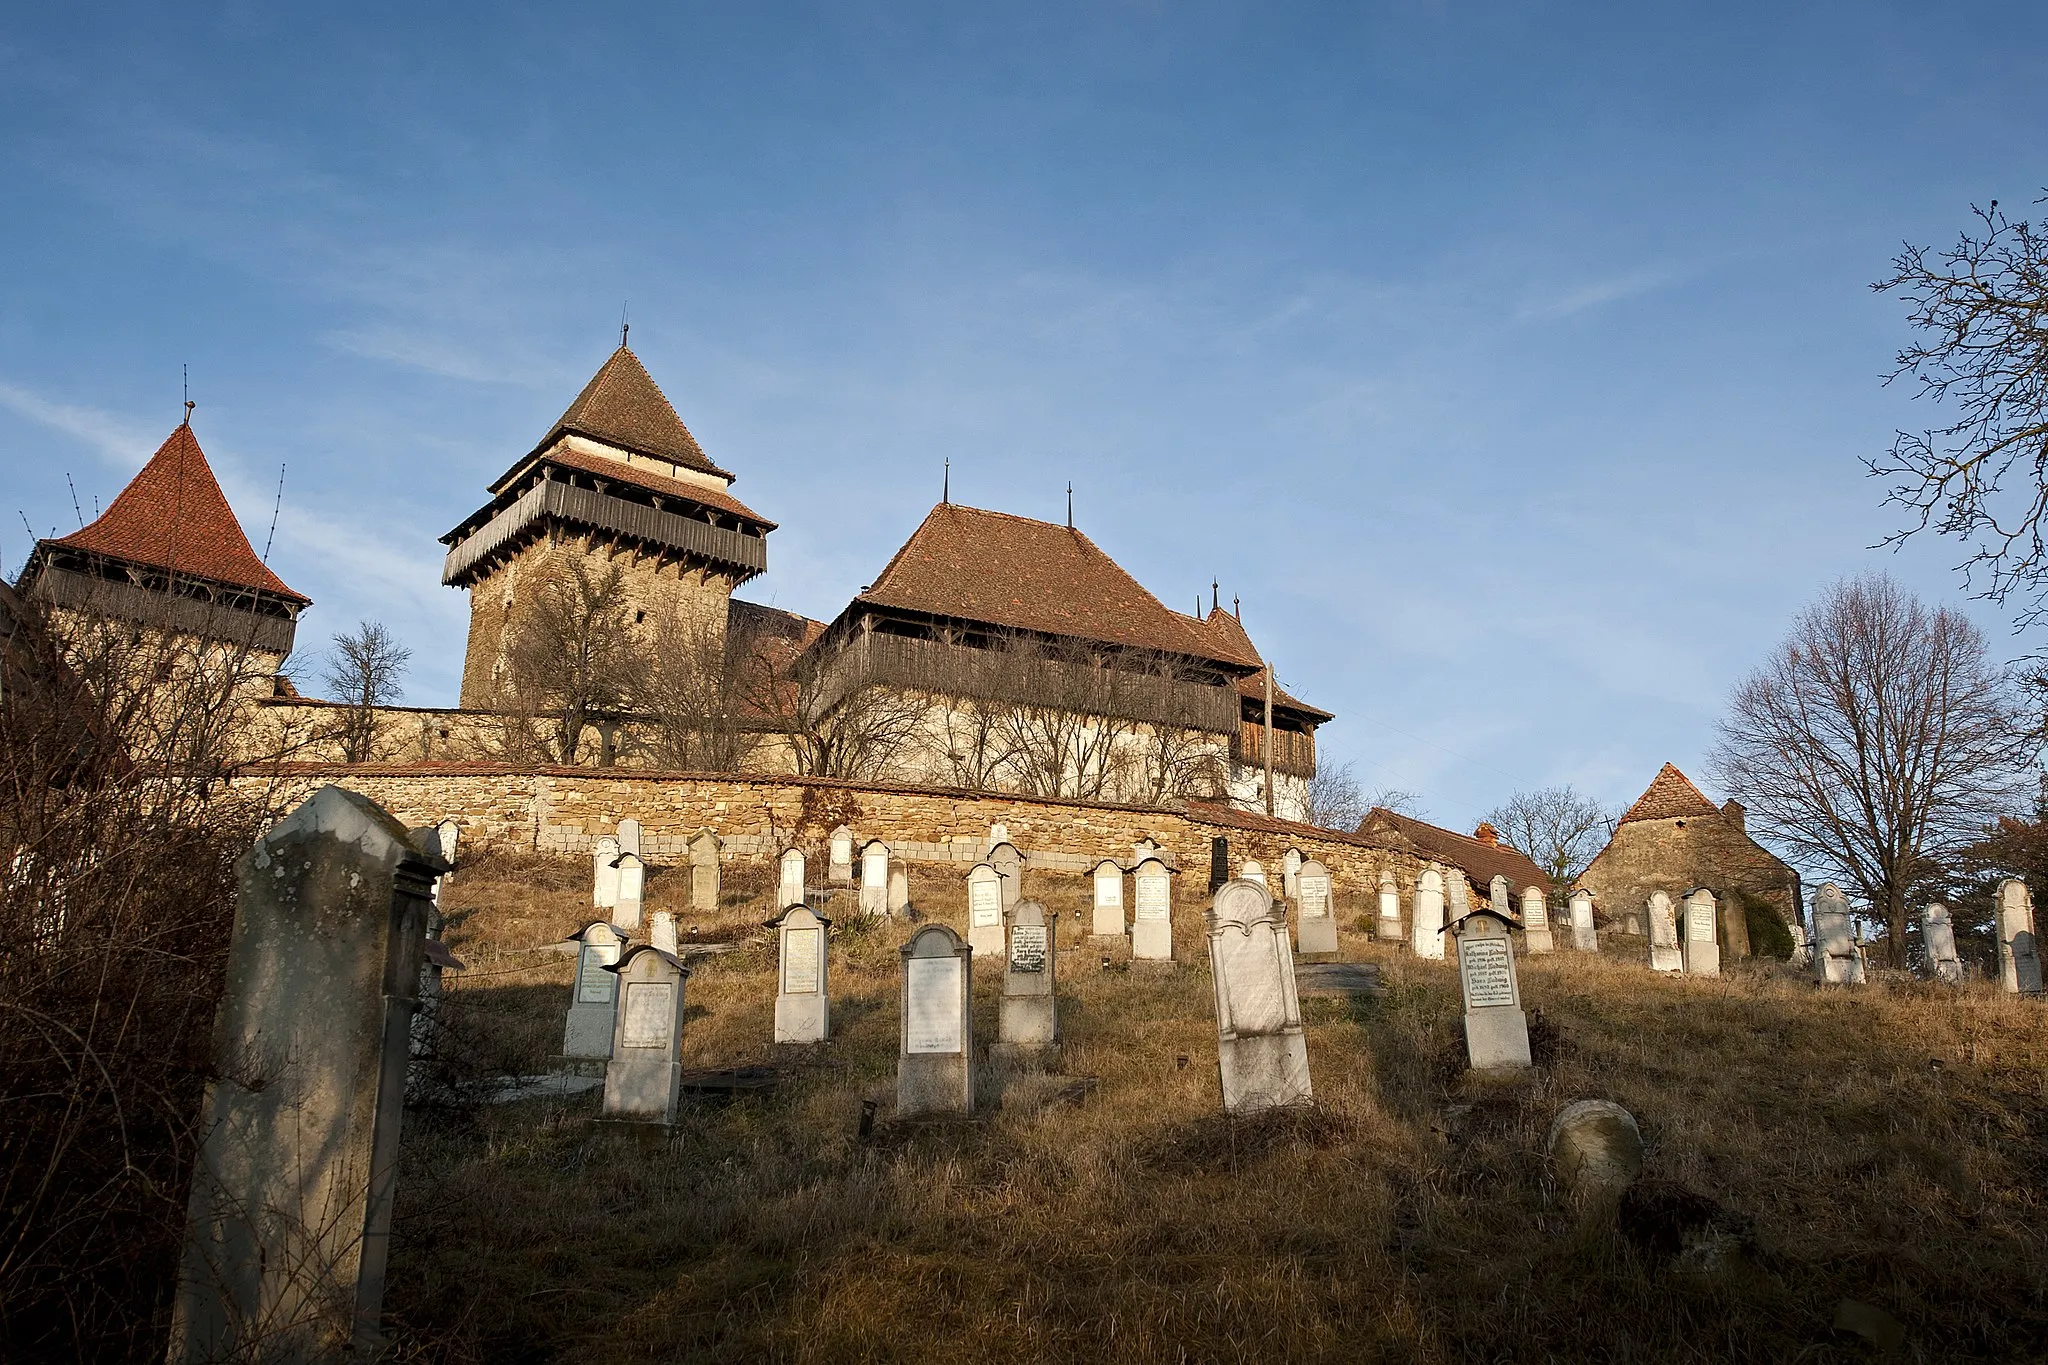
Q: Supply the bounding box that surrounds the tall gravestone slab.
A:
[1788,920,1811,969]
[612,851,646,933]
[778,847,807,911]
[1453,908,1531,1070]
[1206,879,1312,1114]
[1812,883,1864,984]
[1209,837,1229,893]
[617,818,642,861]
[860,841,889,918]
[1682,888,1721,977]
[562,921,627,1059]
[829,825,854,882]
[1282,848,1303,900]
[988,821,1009,849]
[1647,892,1683,973]
[1521,885,1554,954]
[592,834,621,910]
[994,901,1059,1061]
[169,786,445,1364]
[1132,856,1174,961]
[687,830,722,913]
[1091,859,1126,938]
[1412,866,1446,960]
[1996,878,2043,993]
[1922,902,1965,984]
[1568,889,1598,952]
[888,867,910,915]
[1447,869,1472,924]
[774,904,831,1043]
[603,944,687,1122]
[649,911,679,956]
[408,821,461,1061]
[1489,875,1512,916]
[1295,858,1338,955]
[991,841,1023,910]
[899,924,974,1116]
[966,862,1005,959]
[1377,870,1403,943]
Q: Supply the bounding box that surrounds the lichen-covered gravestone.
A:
[1996,877,2043,993]
[888,867,910,915]
[1412,865,1446,960]
[1206,878,1312,1114]
[603,944,688,1122]
[612,851,646,933]
[1521,884,1554,954]
[859,840,889,918]
[1682,888,1721,977]
[1647,891,1682,973]
[1547,1100,1642,1219]
[169,786,445,1364]
[774,904,830,1043]
[1922,903,1964,984]
[1377,870,1402,942]
[1295,858,1338,955]
[688,830,722,913]
[1453,907,1531,1070]
[829,824,854,882]
[592,834,621,910]
[1568,888,1598,952]
[1132,856,1174,961]
[1091,859,1125,938]
[562,920,627,1060]
[993,901,1058,1062]
[1812,883,1864,985]
[778,847,806,910]
[991,841,1024,910]
[967,861,1005,959]
[1281,848,1303,900]
[899,923,974,1115]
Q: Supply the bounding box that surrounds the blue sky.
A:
[3,3,2044,829]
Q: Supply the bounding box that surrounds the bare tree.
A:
[1482,785,1615,893]
[1303,759,1367,831]
[321,620,410,764]
[500,559,645,765]
[639,611,758,772]
[739,631,925,780]
[1710,573,2028,967]
[1872,197,2048,626]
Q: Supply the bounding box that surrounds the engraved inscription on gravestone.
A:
[1686,900,1715,940]
[1010,923,1048,973]
[1460,937,1516,1008]
[1217,930,1287,1034]
[906,956,964,1053]
[1299,872,1330,917]
[577,944,619,1003]
[784,927,821,994]
[621,982,674,1048]
[1136,873,1169,919]
[970,876,1002,928]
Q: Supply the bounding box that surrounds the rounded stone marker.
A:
[1547,1099,1643,1216]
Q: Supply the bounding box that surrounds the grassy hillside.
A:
[382,853,2048,1362]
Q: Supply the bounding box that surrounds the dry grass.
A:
[386,855,2048,1362]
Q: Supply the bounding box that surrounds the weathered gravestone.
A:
[988,821,1009,850]
[888,867,910,915]
[1453,907,1531,1070]
[169,786,445,1364]
[1282,848,1303,900]
[1132,855,1174,961]
[408,821,462,1061]
[1446,867,1473,924]
[1241,858,1267,887]
[1812,883,1865,985]
[1546,1100,1643,1219]
[592,834,621,910]
[602,944,688,1122]
[1922,902,1964,984]
[1624,912,1642,937]
[687,830,722,913]
[1295,857,1338,955]
[617,817,642,860]
[1378,870,1403,942]
[562,920,627,1060]
[774,904,831,1043]
[1522,884,1555,954]
[899,923,974,1116]
[1412,865,1447,960]
[1091,859,1125,937]
[1568,888,1598,952]
[829,824,854,882]
[966,861,1005,959]
[1682,888,1721,977]
[1206,878,1312,1114]
[778,847,806,910]
[1996,877,2043,993]
[1209,836,1229,892]
[612,851,646,933]
[1489,875,1512,916]
[994,901,1059,1062]
[1647,891,1683,973]
[1788,920,1811,969]
[991,840,1023,910]
[649,910,679,956]
[860,841,889,918]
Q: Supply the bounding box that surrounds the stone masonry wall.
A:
[1578,813,1803,928]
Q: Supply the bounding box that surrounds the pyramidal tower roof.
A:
[51,421,306,603]
[1618,763,1722,824]
[533,345,731,480]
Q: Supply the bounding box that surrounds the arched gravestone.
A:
[1811,883,1863,985]
[1412,865,1446,960]
[859,841,889,918]
[1295,858,1337,955]
[1377,870,1402,943]
[1682,888,1721,977]
[1568,888,1598,952]
[1281,849,1303,900]
[612,852,646,934]
[1452,906,1531,1070]
[829,825,854,882]
[1489,875,1511,916]
[1647,891,1682,973]
[778,847,806,911]
[994,900,1058,1060]
[617,818,642,861]
[898,923,973,1116]
[1922,903,1964,984]
[563,921,627,1059]
[1206,879,1311,1114]
[592,835,621,909]
[649,911,678,956]
[688,830,722,913]
[1996,878,2043,993]
[990,841,1024,910]
[1132,856,1174,961]
[1241,859,1267,887]
[1091,859,1126,938]
[988,821,1010,850]
[966,862,1005,959]
[774,904,830,1043]
[1521,884,1554,954]
[603,944,687,1122]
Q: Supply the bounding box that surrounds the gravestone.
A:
[1447,868,1472,923]
[1295,857,1338,955]
[1682,888,1721,976]
[888,867,910,915]
[687,830,722,913]
[562,921,626,1059]
[778,847,806,910]
[1788,920,1811,969]
[1377,870,1402,942]
[1521,884,1554,954]
[1547,1100,1643,1219]
[1624,912,1642,937]
[649,910,678,956]
[1812,883,1864,985]
[967,862,1005,959]
[1718,893,1753,961]
[1996,877,2043,993]
[1132,856,1174,960]
[602,944,687,1122]
[991,841,1023,910]
[988,821,1009,849]
[994,901,1058,1061]
[1412,865,1446,960]
[1282,848,1303,900]
[1453,907,1531,1070]
[592,834,621,909]
[1241,859,1267,887]
[169,786,444,1363]
[1091,858,1126,937]
[612,851,646,933]
[898,923,974,1116]
[1647,891,1682,973]
[774,904,830,1043]
[1209,836,1229,892]
[829,825,854,882]
[1922,902,1964,984]
[1568,888,1598,952]
[409,821,461,1060]
[1489,874,1511,916]
[617,817,642,860]
[860,841,889,918]
[1206,879,1312,1114]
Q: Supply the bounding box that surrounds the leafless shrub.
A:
[500,559,645,765]
[320,619,410,764]
[1482,785,1616,892]
[638,611,759,773]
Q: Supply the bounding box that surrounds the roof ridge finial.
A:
[1067,481,1073,529]
[943,458,949,505]
[620,302,629,350]
[1211,580,1218,614]
[182,363,193,427]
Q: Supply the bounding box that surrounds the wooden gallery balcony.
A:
[1231,722,1318,778]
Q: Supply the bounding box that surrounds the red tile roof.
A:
[495,445,774,529]
[1357,807,1551,895]
[48,423,306,603]
[1618,763,1722,824]
[1190,606,1331,721]
[534,346,731,479]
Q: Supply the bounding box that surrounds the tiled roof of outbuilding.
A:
[1357,807,1551,895]
[1618,763,1722,824]
[533,345,732,480]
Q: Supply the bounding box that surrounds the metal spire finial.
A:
[943,458,950,504]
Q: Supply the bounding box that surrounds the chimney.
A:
[1473,822,1499,847]
[1722,799,1746,832]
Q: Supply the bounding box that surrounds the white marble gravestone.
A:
[617,818,642,861]
[1295,858,1337,955]
[1453,908,1531,1070]
[1206,879,1312,1114]
[612,851,646,933]
[1281,848,1303,900]
[1812,883,1864,984]
[1682,888,1721,977]
[1996,877,2042,993]
[994,900,1058,1060]
[966,862,1005,959]
[991,841,1023,910]
[563,921,627,1059]
[592,834,621,910]
[602,944,687,1122]
[888,867,910,915]
[1412,865,1447,960]
[1241,859,1267,887]
[859,841,889,918]
[1132,856,1174,960]
[649,911,678,956]
[829,825,854,882]
[1521,884,1554,954]
[774,904,830,1043]
[1788,920,1811,969]
[988,821,1010,850]
[1922,902,1964,984]
[1446,868,1472,924]
[1489,875,1512,916]
[778,847,806,911]
[1647,891,1682,973]
[1377,870,1402,942]
[687,830,722,913]
[1091,859,1126,938]
[898,923,974,1116]
[1568,888,1597,952]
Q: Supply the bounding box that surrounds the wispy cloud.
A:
[1514,266,1675,323]
[321,325,532,385]
[0,381,157,471]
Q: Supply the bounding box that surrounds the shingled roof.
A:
[1618,763,1722,824]
[532,345,732,480]
[46,422,306,603]
[1358,807,1551,896]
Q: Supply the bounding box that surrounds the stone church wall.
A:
[1578,813,1803,928]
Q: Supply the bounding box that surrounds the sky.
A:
[3,2,2045,831]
